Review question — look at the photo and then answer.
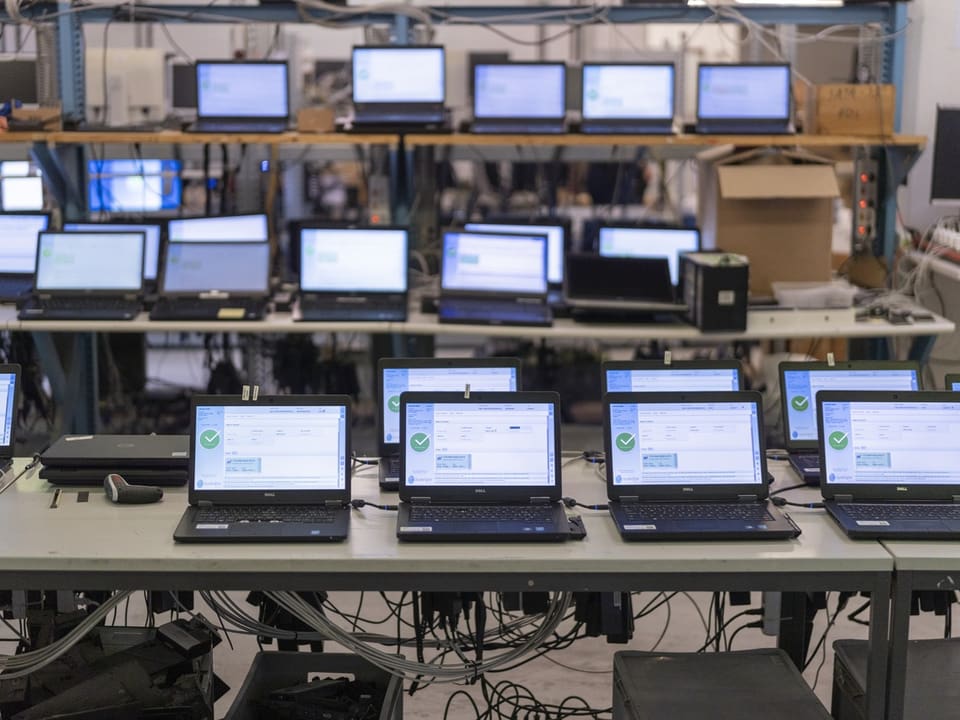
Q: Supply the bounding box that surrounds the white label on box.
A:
[400,526,433,532]
[717,290,735,306]
[623,524,657,530]
[196,524,229,530]
[855,520,890,527]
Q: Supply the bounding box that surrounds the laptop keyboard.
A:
[621,503,774,522]
[151,298,265,320]
[409,505,557,523]
[193,121,287,133]
[838,503,960,520]
[472,122,565,134]
[439,299,551,326]
[299,304,406,322]
[195,505,338,524]
[29,297,140,318]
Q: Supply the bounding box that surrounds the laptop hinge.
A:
[197,500,214,508]
[952,496,960,504]
[834,494,853,504]
[737,494,758,503]
[619,496,639,504]
[529,496,552,505]
[325,500,346,509]
[410,497,431,505]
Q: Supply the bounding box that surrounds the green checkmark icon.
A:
[791,395,809,411]
[199,429,221,450]
[387,396,400,413]
[410,432,430,452]
[828,431,849,450]
[615,432,636,451]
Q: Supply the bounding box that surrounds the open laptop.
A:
[946,374,960,391]
[0,364,21,475]
[189,61,289,134]
[174,394,352,542]
[818,391,960,539]
[779,361,921,484]
[167,214,268,243]
[471,62,566,134]
[377,358,521,490]
[438,230,552,327]
[297,225,408,322]
[695,63,793,135]
[596,224,700,287]
[0,212,49,301]
[64,221,163,294]
[150,242,270,321]
[603,391,799,541]
[396,391,569,542]
[18,231,144,320]
[349,46,447,131]
[564,255,684,323]
[580,63,676,135]
[602,360,743,394]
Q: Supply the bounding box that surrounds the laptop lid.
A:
[34,231,144,295]
[604,391,769,502]
[817,391,960,502]
[440,230,548,300]
[159,241,270,296]
[195,61,289,122]
[399,391,561,504]
[167,214,268,243]
[299,226,408,296]
[696,63,791,126]
[946,374,960,391]
[597,225,700,286]
[473,62,566,122]
[351,45,445,112]
[65,222,162,282]
[189,394,351,506]
[0,364,21,461]
[602,360,743,394]
[378,358,522,457]
[564,254,674,307]
[581,63,675,123]
[464,221,566,286]
[779,361,921,452]
[0,212,49,275]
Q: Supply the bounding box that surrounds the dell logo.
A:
[682,487,694,493]
[264,492,276,497]
[896,487,908,492]
[474,488,486,494]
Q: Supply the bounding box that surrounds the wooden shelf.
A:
[405,133,927,149]
[0,130,399,146]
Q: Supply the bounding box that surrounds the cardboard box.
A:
[698,147,840,297]
[815,84,895,136]
[296,107,335,132]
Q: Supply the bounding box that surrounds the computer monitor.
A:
[87,159,182,214]
[0,213,50,274]
[946,374,960,392]
[581,63,674,121]
[351,46,445,104]
[602,360,743,394]
[172,64,198,109]
[160,242,270,294]
[299,227,408,293]
[464,220,566,286]
[0,161,44,212]
[64,222,163,282]
[167,214,268,243]
[0,60,37,104]
[473,63,566,120]
[195,61,289,121]
[440,231,548,296]
[931,107,960,204]
[697,64,791,122]
[34,231,144,292]
[597,225,701,285]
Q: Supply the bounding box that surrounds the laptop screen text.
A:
[0,372,16,446]
[698,65,790,121]
[598,227,699,285]
[162,243,269,293]
[441,232,547,295]
[197,63,288,118]
[606,368,740,393]
[474,65,565,119]
[582,65,673,121]
[36,232,143,292]
[0,214,48,274]
[352,47,444,104]
[300,228,407,293]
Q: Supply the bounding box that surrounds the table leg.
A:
[884,570,912,720]
[864,571,891,720]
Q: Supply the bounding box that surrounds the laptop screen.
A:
[783,368,920,443]
[820,399,960,487]
[87,159,182,213]
[608,400,762,487]
[352,47,445,104]
[193,403,347,492]
[947,375,960,391]
[403,400,556,488]
[464,222,564,285]
[168,214,268,243]
[1,177,43,212]
[474,64,565,119]
[382,365,518,446]
[35,232,143,292]
[441,231,547,295]
[196,62,289,119]
[605,367,740,393]
[0,213,49,273]
[300,228,407,293]
[161,242,269,294]
[65,223,161,281]
[0,369,17,448]
[582,64,674,121]
[598,226,700,285]
[697,64,790,121]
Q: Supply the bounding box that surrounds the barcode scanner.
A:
[104,473,163,504]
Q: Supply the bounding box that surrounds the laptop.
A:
[64,221,163,293]
[580,63,676,135]
[695,63,794,135]
[779,361,921,484]
[174,394,352,543]
[0,212,49,301]
[596,224,701,287]
[818,391,960,539]
[603,391,799,541]
[946,374,960,391]
[40,434,189,487]
[189,61,289,134]
[471,62,566,134]
[18,231,144,320]
[564,254,684,322]
[602,360,743,394]
[349,46,447,130]
[377,358,521,490]
[438,230,552,327]
[0,364,21,475]
[297,225,408,322]
[150,242,270,321]
[167,214,269,243]
[396,391,569,542]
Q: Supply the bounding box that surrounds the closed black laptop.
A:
[564,254,684,322]
[0,364,21,475]
[397,391,569,542]
[174,394,351,543]
[40,434,189,487]
[603,391,798,541]
[819,391,960,539]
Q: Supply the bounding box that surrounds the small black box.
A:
[679,252,749,332]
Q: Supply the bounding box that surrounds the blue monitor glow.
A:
[87,159,182,213]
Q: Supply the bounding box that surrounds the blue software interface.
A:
[87,159,182,213]
[598,227,699,285]
[193,404,346,492]
[300,228,407,293]
[474,65,565,119]
[0,372,16,446]
[698,65,790,120]
[608,401,761,486]
[403,401,556,487]
[605,368,740,393]
[820,400,960,486]
[0,213,48,273]
[582,65,673,120]
[197,63,288,118]
[464,222,563,285]
[782,369,919,442]
[35,232,143,291]
[65,223,161,281]
[162,243,269,293]
[352,47,445,103]
[441,232,547,295]
[381,366,518,445]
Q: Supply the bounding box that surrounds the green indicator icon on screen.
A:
[387,396,401,413]
[615,433,636,451]
[790,395,809,411]
[828,431,849,451]
[409,432,430,452]
[199,429,221,450]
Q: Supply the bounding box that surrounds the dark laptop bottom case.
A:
[174,507,349,542]
[825,502,960,540]
[609,502,799,541]
[41,467,188,487]
[396,503,569,542]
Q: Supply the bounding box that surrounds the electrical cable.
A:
[351,498,398,512]
[562,497,608,511]
[0,453,41,496]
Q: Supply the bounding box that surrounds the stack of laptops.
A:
[564,255,684,322]
[396,391,570,541]
[377,358,521,490]
[0,364,21,476]
[603,391,798,540]
[188,61,289,134]
[18,231,145,320]
[818,391,960,539]
[438,230,553,327]
[64,221,164,295]
[174,394,352,542]
[167,214,269,243]
[471,62,567,134]
[40,434,189,487]
[778,361,921,484]
[150,242,270,320]
[297,226,408,322]
[0,212,49,301]
[946,374,960,391]
[695,63,793,135]
[580,63,676,135]
[349,46,448,131]
[602,360,743,394]
[596,224,701,288]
